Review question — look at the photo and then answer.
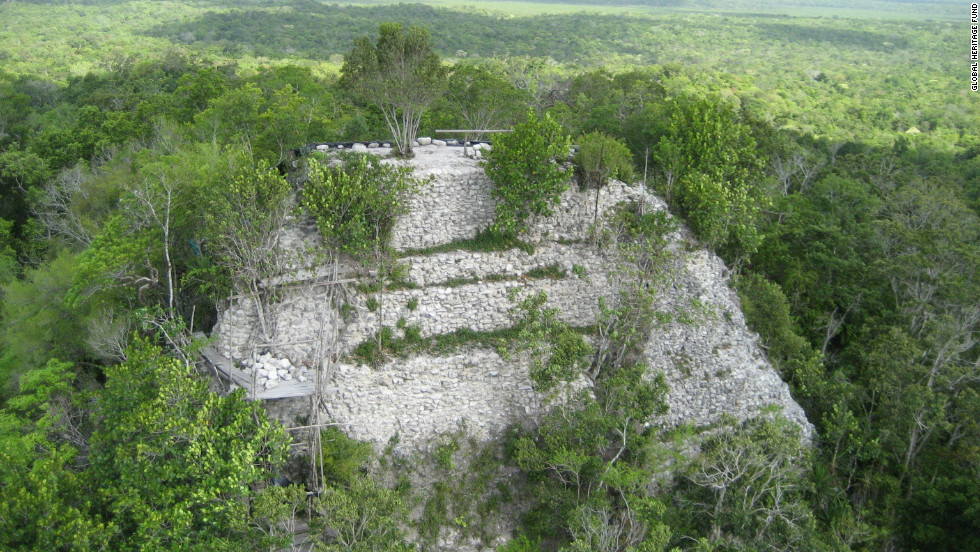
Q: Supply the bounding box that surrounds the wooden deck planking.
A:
[196,333,316,400]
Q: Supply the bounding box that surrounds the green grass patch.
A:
[524,263,566,279]
[350,323,597,367]
[387,279,419,291]
[350,325,524,366]
[412,265,567,290]
[356,281,382,294]
[398,228,534,257]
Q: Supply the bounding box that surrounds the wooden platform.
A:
[196,334,316,400]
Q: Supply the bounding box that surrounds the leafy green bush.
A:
[311,476,413,552]
[301,153,421,260]
[735,272,823,396]
[511,290,592,392]
[482,110,572,235]
[653,96,768,259]
[574,131,634,188]
[435,439,460,470]
[319,426,373,485]
[497,535,541,552]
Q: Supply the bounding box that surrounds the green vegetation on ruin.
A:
[0,0,977,550]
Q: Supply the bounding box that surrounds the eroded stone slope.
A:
[212,143,811,445]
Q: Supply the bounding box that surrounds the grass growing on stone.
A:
[524,263,567,279]
[351,323,598,367]
[351,326,523,366]
[398,228,534,257]
[417,431,511,547]
[357,278,419,293]
[419,265,569,290]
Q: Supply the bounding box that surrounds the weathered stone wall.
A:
[389,145,497,251]
[211,287,340,366]
[320,349,589,445]
[643,250,811,437]
[341,243,617,346]
[211,144,812,448]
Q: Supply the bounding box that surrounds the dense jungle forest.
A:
[0,0,977,550]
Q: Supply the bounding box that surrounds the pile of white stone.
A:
[310,138,492,159]
[240,352,310,390]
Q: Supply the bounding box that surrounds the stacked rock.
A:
[241,353,310,389]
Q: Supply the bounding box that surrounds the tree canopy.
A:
[341,23,447,156]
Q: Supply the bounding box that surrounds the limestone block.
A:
[417,137,432,145]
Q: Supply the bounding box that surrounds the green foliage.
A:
[407,297,419,311]
[441,63,531,140]
[498,535,542,552]
[524,263,567,279]
[366,296,379,313]
[654,96,768,260]
[574,131,634,188]
[398,227,535,257]
[352,323,429,366]
[310,476,413,552]
[413,431,512,546]
[0,358,109,551]
[609,202,677,250]
[735,273,823,396]
[341,22,447,156]
[419,481,451,544]
[88,339,290,551]
[352,325,525,367]
[510,290,592,392]
[0,5,976,552]
[195,147,292,300]
[902,464,980,552]
[591,208,673,378]
[249,483,308,550]
[1,251,89,391]
[435,438,461,470]
[319,426,373,485]
[482,110,572,235]
[302,153,421,260]
[670,415,820,551]
[510,362,669,550]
